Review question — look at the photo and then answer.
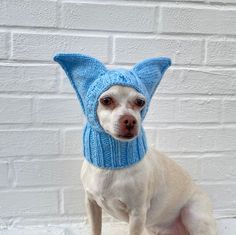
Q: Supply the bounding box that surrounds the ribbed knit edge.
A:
[83,124,147,169]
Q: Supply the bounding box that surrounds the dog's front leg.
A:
[128,209,146,235]
[85,195,102,235]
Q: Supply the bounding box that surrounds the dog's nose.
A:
[120,115,137,131]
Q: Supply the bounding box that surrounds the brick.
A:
[145,98,220,123]
[160,7,236,35]
[200,156,236,181]
[206,40,236,65]
[114,37,203,65]
[0,191,58,217]
[174,157,200,181]
[145,98,177,123]
[0,130,59,157]
[160,0,204,1]
[201,184,236,210]
[35,98,83,124]
[177,98,221,123]
[158,69,236,95]
[12,33,109,62]
[61,75,74,93]
[0,32,9,59]
[0,0,57,27]
[62,3,156,33]
[209,0,236,3]
[223,99,236,123]
[1,228,65,235]
[215,128,236,152]
[0,162,8,187]
[64,188,86,215]
[14,159,83,187]
[0,97,32,123]
[0,65,58,93]
[63,129,83,155]
[144,128,157,147]
[155,128,236,152]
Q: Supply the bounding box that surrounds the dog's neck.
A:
[83,123,147,169]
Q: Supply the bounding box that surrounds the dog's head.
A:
[97,85,146,141]
[54,54,171,141]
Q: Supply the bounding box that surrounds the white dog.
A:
[54,54,217,235]
[81,85,217,235]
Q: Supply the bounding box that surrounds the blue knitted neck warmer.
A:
[54,53,171,169]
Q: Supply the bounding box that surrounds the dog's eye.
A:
[135,98,145,108]
[100,97,113,106]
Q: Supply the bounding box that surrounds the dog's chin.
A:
[104,130,137,142]
[103,128,139,142]
[113,130,140,142]
[115,133,137,142]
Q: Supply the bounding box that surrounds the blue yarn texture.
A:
[54,53,171,169]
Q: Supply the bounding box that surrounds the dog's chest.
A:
[86,171,114,199]
[81,161,135,220]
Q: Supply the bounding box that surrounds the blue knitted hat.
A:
[54,53,171,169]
[54,53,171,131]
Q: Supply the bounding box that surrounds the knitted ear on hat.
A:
[54,53,107,112]
[132,57,171,98]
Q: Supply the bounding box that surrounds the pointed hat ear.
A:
[54,53,107,111]
[132,57,171,98]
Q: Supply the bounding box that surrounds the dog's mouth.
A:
[104,129,138,142]
[104,125,139,142]
[116,130,138,141]
[118,133,136,140]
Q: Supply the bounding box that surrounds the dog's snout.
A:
[120,115,137,131]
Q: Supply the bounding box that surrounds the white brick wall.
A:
[0,0,235,230]
[0,32,9,59]
[114,37,204,65]
[0,0,57,28]
[160,7,236,35]
[61,3,157,32]
[0,191,59,217]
